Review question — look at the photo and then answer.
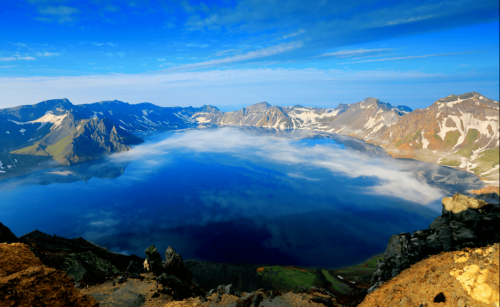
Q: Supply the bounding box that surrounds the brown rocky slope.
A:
[0,243,98,307]
[359,243,499,307]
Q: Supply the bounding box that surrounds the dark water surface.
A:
[0,128,484,268]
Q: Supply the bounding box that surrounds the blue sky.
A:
[0,0,498,110]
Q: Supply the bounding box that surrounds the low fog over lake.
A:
[0,128,483,268]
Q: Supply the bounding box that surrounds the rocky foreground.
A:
[1,193,499,306]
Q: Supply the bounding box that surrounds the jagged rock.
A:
[368,194,500,293]
[156,273,195,300]
[144,245,163,275]
[0,222,19,243]
[59,251,120,286]
[164,246,193,283]
[126,260,143,277]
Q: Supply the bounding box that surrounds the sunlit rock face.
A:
[369,194,499,292]
[359,243,499,307]
[442,193,488,213]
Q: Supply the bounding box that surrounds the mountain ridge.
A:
[1,93,498,188]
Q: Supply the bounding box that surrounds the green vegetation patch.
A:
[45,135,74,161]
[322,270,352,294]
[439,158,461,167]
[472,148,500,175]
[466,129,480,145]
[257,266,317,292]
[433,133,442,141]
[443,130,461,148]
[395,129,422,147]
[11,143,49,156]
[362,255,384,268]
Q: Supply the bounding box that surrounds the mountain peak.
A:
[245,102,271,112]
[362,97,382,104]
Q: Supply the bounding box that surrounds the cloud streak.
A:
[0,56,35,61]
[318,48,392,58]
[341,51,485,64]
[163,42,303,71]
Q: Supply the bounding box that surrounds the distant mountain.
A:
[192,101,350,130]
[1,93,498,187]
[0,99,218,177]
[372,92,499,184]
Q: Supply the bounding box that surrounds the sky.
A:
[0,0,499,110]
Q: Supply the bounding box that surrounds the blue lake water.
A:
[0,128,484,268]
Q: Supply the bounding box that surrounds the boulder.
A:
[164,246,192,282]
[442,193,487,214]
[144,245,163,275]
[59,251,120,286]
[126,260,143,277]
[156,273,196,300]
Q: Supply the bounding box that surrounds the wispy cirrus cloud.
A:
[283,29,305,39]
[340,51,485,64]
[164,42,303,71]
[37,5,79,23]
[0,56,35,61]
[92,42,118,47]
[37,52,59,57]
[318,48,392,58]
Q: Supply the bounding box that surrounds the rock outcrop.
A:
[0,243,98,307]
[359,243,499,307]
[0,221,19,243]
[369,193,499,292]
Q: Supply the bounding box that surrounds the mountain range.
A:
[1,93,498,186]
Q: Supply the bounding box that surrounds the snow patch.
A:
[30,111,68,128]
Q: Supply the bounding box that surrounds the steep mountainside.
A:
[372,93,499,186]
[0,99,217,177]
[190,92,498,187]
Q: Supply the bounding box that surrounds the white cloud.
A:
[0,67,452,108]
[39,5,79,16]
[17,56,35,60]
[283,29,305,39]
[37,5,79,23]
[318,48,392,58]
[0,65,17,68]
[341,51,483,64]
[0,56,35,61]
[37,52,59,57]
[165,42,303,71]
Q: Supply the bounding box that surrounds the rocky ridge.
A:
[0,242,98,307]
[369,193,500,293]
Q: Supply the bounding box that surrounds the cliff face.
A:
[369,194,500,293]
